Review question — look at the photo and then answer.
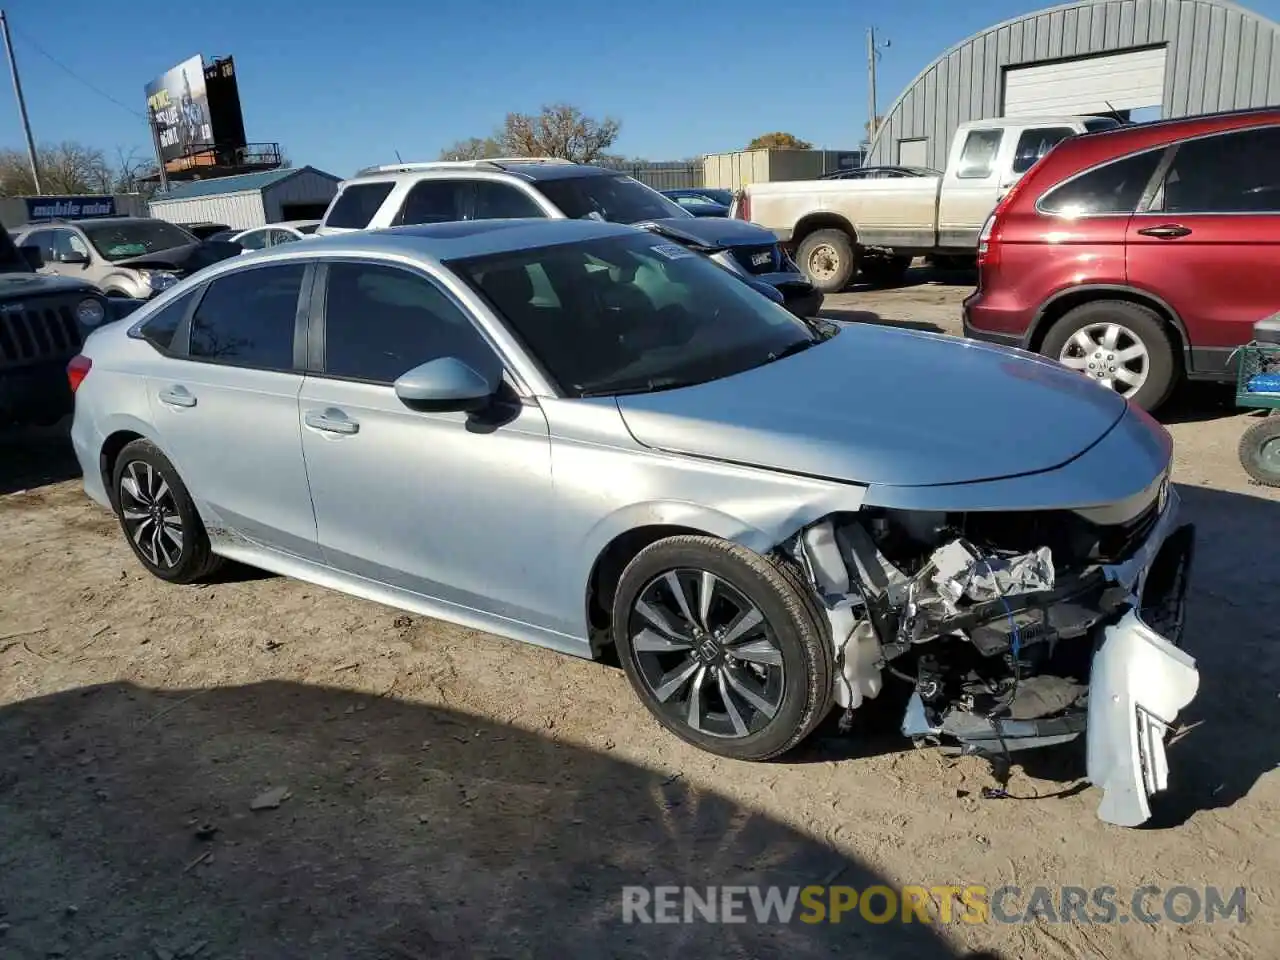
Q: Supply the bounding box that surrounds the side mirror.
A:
[19,244,43,270]
[393,356,500,412]
[744,278,786,305]
[58,250,90,265]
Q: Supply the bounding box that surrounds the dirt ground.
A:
[1,269,1277,960]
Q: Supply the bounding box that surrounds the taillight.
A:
[976,174,1034,271]
[67,355,92,393]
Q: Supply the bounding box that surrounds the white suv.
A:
[315,158,824,316]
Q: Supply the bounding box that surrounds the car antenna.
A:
[1102,100,1127,125]
[394,149,404,162]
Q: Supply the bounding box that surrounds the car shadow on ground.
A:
[818,307,948,336]
[0,420,81,496]
[1156,381,1240,425]
[841,263,978,295]
[0,680,1004,960]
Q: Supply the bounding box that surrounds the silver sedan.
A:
[68,218,1198,826]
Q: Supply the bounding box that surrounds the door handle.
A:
[158,385,197,408]
[305,408,360,435]
[1136,223,1192,239]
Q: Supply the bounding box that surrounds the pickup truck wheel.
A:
[796,229,856,293]
[860,254,912,288]
[1040,301,1177,412]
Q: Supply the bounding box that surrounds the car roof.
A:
[239,219,321,231]
[341,161,622,188]
[241,218,640,265]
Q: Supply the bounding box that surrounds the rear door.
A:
[145,262,320,560]
[1126,124,1280,373]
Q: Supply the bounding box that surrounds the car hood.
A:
[114,240,241,273]
[614,324,1129,487]
[0,271,96,296]
[636,216,778,250]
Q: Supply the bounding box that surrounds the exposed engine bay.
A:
[785,486,1198,827]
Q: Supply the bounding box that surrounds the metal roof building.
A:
[865,0,1280,169]
[148,166,342,230]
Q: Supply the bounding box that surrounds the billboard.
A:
[145,55,213,163]
[24,196,116,221]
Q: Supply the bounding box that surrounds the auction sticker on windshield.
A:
[650,243,693,260]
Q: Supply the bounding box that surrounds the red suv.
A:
[963,107,1280,411]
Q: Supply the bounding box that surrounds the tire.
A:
[610,535,834,761]
[859,254,912,288]
[796,229,856,293]
[1039,300,1178,412]
[1238,415,1280,488]
[111,438,223,584]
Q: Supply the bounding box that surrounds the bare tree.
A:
[438,136,505,161]
[746,132,813,150]
[502,104,620,163]
[112,147,153,195]
[0,141,116,196]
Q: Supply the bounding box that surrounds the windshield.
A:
[536,174,691,224]
[450,233,819,397]
[80,220,196,261]
[0,224,27,272]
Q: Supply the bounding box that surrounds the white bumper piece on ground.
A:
[1085,610,1199,827]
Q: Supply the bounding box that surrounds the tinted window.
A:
[472,182,545,219]
[297,223,320,235]
[189,264,305,370]
[137,289,197,352]
[1038,150,1163,217]
[1156,126,1280,213]
[1083,118,1122,132]
[535,174,688,224]
[24,230,55,261]
[269,230,300,245]
[322,263,496,383]
[395,181,467,225]
[324,182,395,229]
[237,229,270,251]
[956,129,1003,179]
[452,233,815,397]
[1011,127,1075,174]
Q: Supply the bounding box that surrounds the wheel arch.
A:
[99,426,157,511]
[1027,284,1191,364]
[792,213,859,248]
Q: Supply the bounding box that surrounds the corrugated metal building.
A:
[702,149,865,188]
[148,166,342,230]
[865,0,1280,169]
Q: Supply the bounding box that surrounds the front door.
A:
[1126,124,1280,375]
[146,261,320,560]
[298,259,559,630]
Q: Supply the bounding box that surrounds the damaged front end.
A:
[785,483,1197,827]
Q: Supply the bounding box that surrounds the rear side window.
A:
[956,129,1003,179]
[1011,127,1075,174]
[1155,126,1280,214]
[189,264,306,370]
[1037,150,1164,218]
[324,182,395,229]
[137,289,197,353]
[395,181,468,225]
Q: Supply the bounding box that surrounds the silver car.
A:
[68,219,1198,827]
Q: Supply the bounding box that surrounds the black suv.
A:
[0,227,136,426]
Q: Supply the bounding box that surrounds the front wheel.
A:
[1238,414,1280,487]
[796,229,856,293]
[1039,300,1178,412]
[611,536,834,761]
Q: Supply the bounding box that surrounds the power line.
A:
[10,25,146,120]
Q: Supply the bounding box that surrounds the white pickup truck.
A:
[733,115,1122,291]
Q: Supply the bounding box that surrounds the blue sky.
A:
[6,0,1280,177]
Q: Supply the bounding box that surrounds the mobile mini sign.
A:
[24,196,117,221]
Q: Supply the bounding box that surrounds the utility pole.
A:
[0,10,42,193]
[866,27,891,147]
[149,115,170,192]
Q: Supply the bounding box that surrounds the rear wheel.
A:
[796,229,856,293]
[1238,414,1280,487]
[1040,300,1178,412]
[111,439,222,584]
[611,536,833,761]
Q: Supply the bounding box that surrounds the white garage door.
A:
[1003,47,1167,117]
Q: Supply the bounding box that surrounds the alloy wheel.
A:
[628,568,786,740]
[118,460,184,569]
[1056,321,1150,396]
